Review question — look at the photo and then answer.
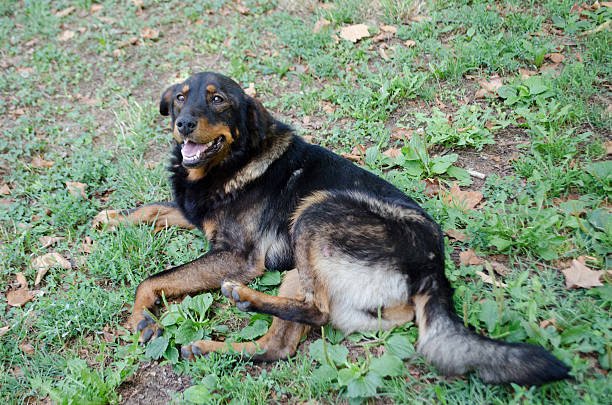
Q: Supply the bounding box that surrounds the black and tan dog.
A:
[96,72,569,385]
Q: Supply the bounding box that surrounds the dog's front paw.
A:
[92,209,122,230]
[130,310,163,343]
[220,281,253,312]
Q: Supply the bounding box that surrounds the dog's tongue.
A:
[182,140,207,158]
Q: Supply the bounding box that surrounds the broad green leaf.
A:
[309,339,349,366]
[369,353,405,377]
[346,371,382,398]
[323,324,345,344]
[189,293,213,316]
[480,299,499,333]
[145,336,168,360]
[385,335,415,360]
[312,364,339,384]
[236,319,269,340]
[175,320,204,345]
[164,345,179,363]
[201,374,219,391]
[535,246,558,261]
[259,271,281,286]
[338,367,361,386]
[496,85,516,99]
[183,385,212,404]
[525,76,549,95]
[446,165,471,185]
[490,236,512,251]
[160,310,182,327]
[401,160,424,177]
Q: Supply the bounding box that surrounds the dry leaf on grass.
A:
[445,229,467,242]
[487,261,509,276]
[404,39,416,47]
[31,156,54,168]
[39,236,65,248]
[475,271,508,288]
[244,83,256,98]
[383,147,401,159]
[390,127,412,141]
[32,252,72,285]
[442,183,483,211]
[140,27,159,40]
[7,289,36,307]
[604,141,612,155]
[55,6,76,17]
[66,181,87,198]
[421,178,441,197]
[539,318,558,330]
[459,249,483,266]
[19,343,35,355]
[90,4,103,14]
[475,76,503,98]
[0,325,10,337]
[339,24,370,43]
[118,36,139,48]
[0,184,10,195]
[16,273,28,289]
[57,30,75,41]
[562,259,604,289]
[313,17,330,33]
[546,53,565,63]
[341,152,361,162]
[81,236,95,254]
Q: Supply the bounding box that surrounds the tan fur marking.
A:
[223,132,292,194]
[202,219,216,240]
[382,303,415,323]
[187,167,206,182]
[206,84,216,93]
[413,294,430,328]
[193,118,233,145]
[290,191,332,230]
[181,84,189,94]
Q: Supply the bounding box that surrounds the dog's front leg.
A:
[93,202,195,232]
[129,249,264,342]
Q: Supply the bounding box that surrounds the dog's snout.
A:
[176,117,196,135]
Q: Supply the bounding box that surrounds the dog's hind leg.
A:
[182,270,310,361]
[93,202,194,232]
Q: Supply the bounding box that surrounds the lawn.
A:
[0,0,610,403]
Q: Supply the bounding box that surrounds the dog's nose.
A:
[176,117,196,135]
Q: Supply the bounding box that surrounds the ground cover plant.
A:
[0,0,610,403]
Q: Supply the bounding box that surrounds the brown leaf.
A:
[130,0,144,8]
[476,270,508,287]
[410,15,432,22]
[562,259,604,289]
[380,25,397,34]
[19,342,35,355]
[422,178,441,197]
[7,289,35,307]
[488,261,509,276]
[32,252,72,285]
[390,127,412,141]
[478,76,503,96]
[459,249,483,266]
[31,156,54,168]
[0,198,15,206]
[539,318,558,330]
[341,152,361,162]
[236,4,250,14]
[66,181,87,198]
[321,101,336,114]
[0,325,9,337]
[90,3,103,14]
[339,24,370,43]
[39,236,65,248]
[16,273,28,289]
[546,53,565,63]
[313,17,330,34]
[81,236,95,254]
[118,36,139,48]
[55,6,76,17]
[57,30,75,41]
[604,141,612,155]
[0,183,10,195]
[445,229,467,242]
[519,68,537,80]
[442,183,483,211]
[404,39,416,47]
[383,147,401,159]
[140,27,159,41]
[244,83,256,98]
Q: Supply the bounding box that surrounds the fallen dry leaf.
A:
[313,17,330,34]
[7,289,35,307]
[604,141,612,155]
[445,229,467,242]
[118,36,139,48]
[383,147,401,159]
[55,6,76,17]
[487,261,509,276]
[140,27,159,40]
[0,325,9,337]
[410,15,432,22]
[244,83,256,98]
[31,156,54,168]
[475,270,508,288]
[539,317,558,330]
[19,343,35,355]
[16,273,28,289]
[339,24,370,43]
[404,39,416,47]
[32,252,72,285]
[90,3,103,13]
[340,152,361,162]
[422,178,441,197]
[57,30,75,41]
[580,20,611,37]
[130,0,144,8]
[390,127,412,141]
[66,181,87,198]
[476,76,503,98]
[39,236,65,248]
[519,68,537,80]
[546,53,565,63]
[81,236,95,254]
[442,183,483,211]
[380,25,397,34]
[321,101,336,114]
[0,183,10,195]
[460,249,483,266]
[562,259,604,289]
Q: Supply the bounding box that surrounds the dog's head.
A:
[159,72,272,169]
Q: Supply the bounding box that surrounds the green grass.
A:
[1,0,610,403]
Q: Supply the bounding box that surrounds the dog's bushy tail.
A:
[414,294,570,385]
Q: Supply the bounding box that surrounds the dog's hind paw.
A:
[133,310,163,343]
[220,281,253,312]
[92,209,122,230]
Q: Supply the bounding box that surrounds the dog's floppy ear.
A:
[245,96,273,142]
[159,84,178,116]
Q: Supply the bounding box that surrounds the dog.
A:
[95,72,570,385]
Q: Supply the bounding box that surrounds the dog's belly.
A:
[316,255,410,334]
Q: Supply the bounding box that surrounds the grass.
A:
[0,0,610,403]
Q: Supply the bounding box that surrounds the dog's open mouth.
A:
[181,137,225,167]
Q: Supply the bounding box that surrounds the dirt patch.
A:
[117,361,192,404]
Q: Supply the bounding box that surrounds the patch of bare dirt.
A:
[117,362,192,404]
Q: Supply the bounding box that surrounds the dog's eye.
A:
[212,95,224,104]
[176,94,185,103]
